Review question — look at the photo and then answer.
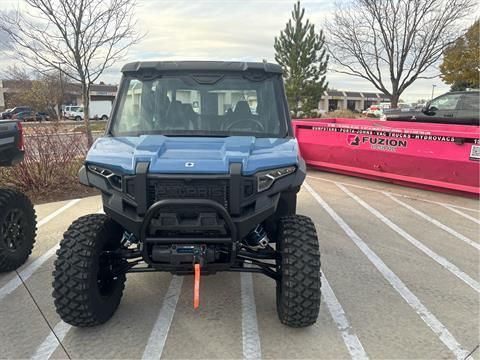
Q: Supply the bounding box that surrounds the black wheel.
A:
[276,215,321,327]
[0,189,36,272]
[52,214,126,327]
[75,116,81,121]
[101,115,108,120]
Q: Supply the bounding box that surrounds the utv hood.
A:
[86,136,300,175]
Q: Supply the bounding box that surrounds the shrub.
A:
[0,125,88,197]
[325,109,360,118]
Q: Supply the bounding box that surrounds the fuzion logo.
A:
[362,136,407,152]
[346,135,408,152]
[347,135,360,146]
[362,136,407,147]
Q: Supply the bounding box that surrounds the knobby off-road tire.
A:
[0,189,36,272]
[53,214,126,327]
[276,215,321,327]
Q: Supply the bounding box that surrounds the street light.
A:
[431,84,437,99]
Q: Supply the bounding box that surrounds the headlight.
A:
[88,164,122,190]
[256,166,296,192]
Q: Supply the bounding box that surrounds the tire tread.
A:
[0,188,36,272]
[277,214,321,327]
[52,214,125,327]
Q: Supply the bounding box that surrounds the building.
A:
[0,80,117,111]
[318,90,390,112]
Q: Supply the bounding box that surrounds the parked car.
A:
[364,104,382,117]
[12,111,50,122]
[35,112,50,121]
[0,119,37,272]
[0,108,12,119]
[383,91,480,125]
[1,106,32,119]
[12,111,36,122]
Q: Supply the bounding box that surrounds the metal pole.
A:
[431,85,436,99]
[59,64,64,120]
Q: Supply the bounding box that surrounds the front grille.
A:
[147,178,229,209]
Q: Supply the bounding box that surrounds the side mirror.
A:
[422,103,437,114]
[421,102,430,113]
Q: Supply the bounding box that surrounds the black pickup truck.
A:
[383,91,480,126]
[0,120,36,272]
[0,120,25,166]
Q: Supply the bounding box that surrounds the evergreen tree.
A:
[274,1,328,117]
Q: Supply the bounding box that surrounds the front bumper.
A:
[79,160,306,240]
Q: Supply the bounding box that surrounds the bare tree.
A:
[0,0,142,145]
[326,0,476,107]
[2,66,69,119]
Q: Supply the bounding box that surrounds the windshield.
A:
[110,74,287,137]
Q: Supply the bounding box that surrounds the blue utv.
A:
[52,61,321,328]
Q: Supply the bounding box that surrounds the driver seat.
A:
[223,101,252,130]
[233,101,252,118]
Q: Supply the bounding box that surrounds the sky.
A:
[0,0,467,102]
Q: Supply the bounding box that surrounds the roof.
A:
[448,90,480,95]
[362,92,380,98]
[121,61,283,74]
[327,90,345,97]
[345,91,362,97]
[91,84,118,92]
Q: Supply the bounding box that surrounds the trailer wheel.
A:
[276,215,321,327]
[53,214,126,327]
[0,189,36,272]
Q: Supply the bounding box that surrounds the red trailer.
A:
[293,118,480,196]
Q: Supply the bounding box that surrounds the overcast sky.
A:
[0,0,465,101]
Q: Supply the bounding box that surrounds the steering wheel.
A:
[225,119,265,132]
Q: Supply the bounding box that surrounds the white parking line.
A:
[27,207,117,358]
[30,321,70,360]
[384,193,480,251]
[304,182,469,360]
[321,271,368,360]
[337,184,480,293]
[241,272,262,360]
[307,175,479,212]
[0,199,81,301]
[142,276,183,360]
[37,199,82,227]
[441,204,480,225]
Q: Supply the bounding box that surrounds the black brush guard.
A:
[141,199,237,272]
[118,198,279,279]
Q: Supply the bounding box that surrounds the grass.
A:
[72,121,107,133]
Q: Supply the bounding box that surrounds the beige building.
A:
[318,90,390,112]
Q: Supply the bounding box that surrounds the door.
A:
[423,93,461,124]
[457,92,480,126]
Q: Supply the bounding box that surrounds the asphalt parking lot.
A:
[0,169,478,360]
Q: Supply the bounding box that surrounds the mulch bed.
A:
[28,184,100,205]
